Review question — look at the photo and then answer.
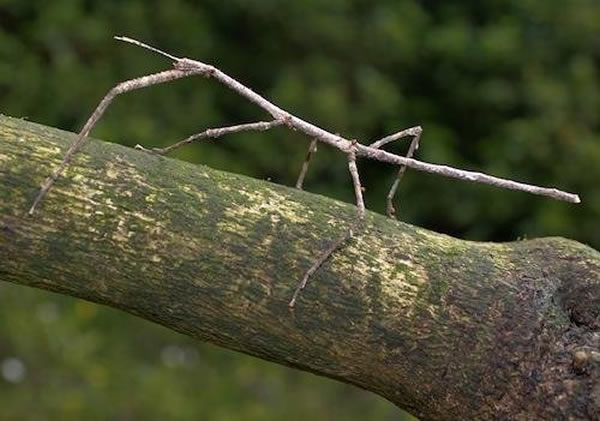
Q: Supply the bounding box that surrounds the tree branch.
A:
[1,116,599,420]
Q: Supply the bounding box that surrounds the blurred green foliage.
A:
[1,0,599,419]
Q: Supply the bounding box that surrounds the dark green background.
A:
[1,1,598,419]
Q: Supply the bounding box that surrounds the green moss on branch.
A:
[1,116,599,420]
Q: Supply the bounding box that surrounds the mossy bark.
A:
[1,115,599,420]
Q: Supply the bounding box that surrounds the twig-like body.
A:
[358,144,579,202]
[139,40,582,203]
[29,36,580,213]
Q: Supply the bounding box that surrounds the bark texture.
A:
[1,115,599,420]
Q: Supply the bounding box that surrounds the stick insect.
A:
[28,37,581,307]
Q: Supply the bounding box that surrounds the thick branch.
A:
[1,116,599,420]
